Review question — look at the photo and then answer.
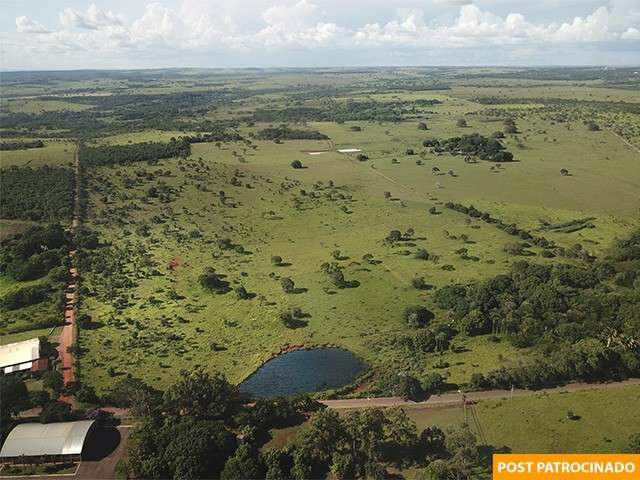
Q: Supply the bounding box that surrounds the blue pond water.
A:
[239,348,367,398]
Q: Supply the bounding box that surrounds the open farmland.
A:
[1,68,640,466]
[0,68,624,393]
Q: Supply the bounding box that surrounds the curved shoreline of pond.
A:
[239,345,369,398]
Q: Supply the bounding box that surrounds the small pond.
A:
[239,347,367,398]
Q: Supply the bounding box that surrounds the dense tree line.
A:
[0,140,44,150]
[255,125,329,141]
[0,166,74,221]
[252,99,441,123]
[79,139,191,167]
[118,370,489,479]
[424,134,514,162]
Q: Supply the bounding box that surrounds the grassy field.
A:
[1,67,638,407]
[78,105,639,391]
[0,139,75,168]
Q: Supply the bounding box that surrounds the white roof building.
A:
[0,421,96,459]
[0,338,41,374]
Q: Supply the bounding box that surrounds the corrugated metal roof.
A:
[0,420,95,458]
[0,338,40,370]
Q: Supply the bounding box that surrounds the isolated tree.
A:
[456,118,467,128]
[386,230,402,242]
[560,168,569,176]
[291,160,303,169]
[406,148,415,155]
[628,433,640,453]
[281,277,295,293]
[412,276,427,289]
[415,248,430,260]
[235,286,251,300]
[417,122,428,130]
[356,153,368,161]
[271,255,283,266]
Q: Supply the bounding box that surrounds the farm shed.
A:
[0,338,48,374]
[0,420,96,463]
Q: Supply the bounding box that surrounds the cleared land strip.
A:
[320,378,640,409]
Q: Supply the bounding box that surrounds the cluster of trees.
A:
[429,231,640,389]
[424,134,514,162]
[1,224,71,281]
[118,370,487,479]
[0,166,74,221]
[79,139,191,167]
[121,370,326,479]
[255,125,328,141]
[0,140,44,150]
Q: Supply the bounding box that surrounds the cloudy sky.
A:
[2,0,639,70]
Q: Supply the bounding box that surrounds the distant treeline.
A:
[424,133,514,162]
[471,96,640,114]
[252,99,442,123]
[255,125,329,141]
[0,140,44,151]
[0,166,74,221]
[80,139,191,166]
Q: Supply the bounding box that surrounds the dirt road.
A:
[320,378,640,409]
[58,145,80,403]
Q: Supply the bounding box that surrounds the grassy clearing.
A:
[0,140,75,168]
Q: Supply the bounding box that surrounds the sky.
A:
[1,0,639,70]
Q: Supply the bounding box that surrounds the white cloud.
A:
[9,1,640,68]
[59,4,126,30]
[552,6,613,42]
[16,16,50,34]
[621,27,640,40]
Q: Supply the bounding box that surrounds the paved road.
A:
[320,378,640,409]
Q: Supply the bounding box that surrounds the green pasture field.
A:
[79,104,638,391]
[0,139,75,168]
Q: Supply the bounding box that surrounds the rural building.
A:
[0,338,49,374]
[0,420,96,463]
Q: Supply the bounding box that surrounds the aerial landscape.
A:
[1,1,639,479]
